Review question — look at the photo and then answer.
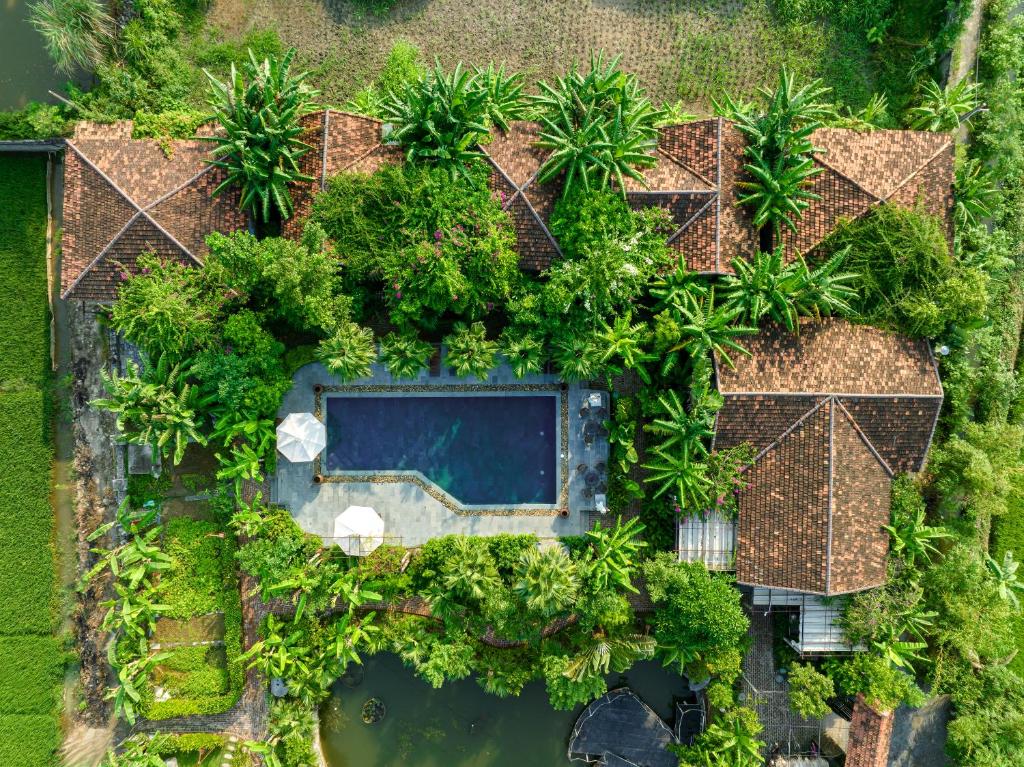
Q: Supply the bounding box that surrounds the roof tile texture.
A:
[847,694,894,767]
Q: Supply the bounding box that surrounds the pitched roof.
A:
[780,128,954,256]
[61,121,248,301]
[713,318,943,596]
[733,398,892,595]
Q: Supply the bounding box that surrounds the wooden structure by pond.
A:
[568,688,679,767]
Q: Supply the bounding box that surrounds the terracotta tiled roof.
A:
[847,694,895,767]
[781,128,955,256]
[61,121,248,301]
[733,398,892,595]
[713,319,943,596]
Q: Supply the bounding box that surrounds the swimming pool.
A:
[323,393,559,506]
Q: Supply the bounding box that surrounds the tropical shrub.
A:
[379,332,434,379]
[717,67,832,239]
[824,203,989,337]
[310,163,521,330]
[824,653,923,711]
[29,0,112,74]
[906,78,980,131]
[317,321,377,383]
[205,48,317,223]
[788,663,835,719]
[381,60,525,171]
[444,322,497,380]
[532,52,663,197]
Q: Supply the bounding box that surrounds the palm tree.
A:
[379,332,434,380]
[717,67,832,238]
[444,322,497,381]
[598,314,656,384]
[883,507,951,568]
[907,78,980,132]
[473,62,529,132]
[93,359,209,466]
[583,517,646,593]
[643,447,712,509]
[29,0,112,75]
[987,551,1024,610]
[668,290,755,369]
[205,48,318,223]
[439,538,501,603]
[500,331,545,378]
[318,321,377,382]
[564,628,656,681]
[515,546,579,616]
[645,390,712,457]
[532,51,664,198]
[551,332,602,382]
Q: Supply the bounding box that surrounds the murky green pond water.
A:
[0,0,82,110]
[320,654,689,767]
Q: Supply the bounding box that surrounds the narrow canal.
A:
[320,654,689,767]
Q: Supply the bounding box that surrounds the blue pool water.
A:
[324,394,558,505]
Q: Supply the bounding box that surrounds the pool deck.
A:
[272,356,610,548]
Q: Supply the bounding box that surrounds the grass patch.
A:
[0,154,59,767]
[144,517,244,719]
[993,476,1024,675]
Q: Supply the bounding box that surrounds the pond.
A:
[320,654,690,767]
[0,0,84,110]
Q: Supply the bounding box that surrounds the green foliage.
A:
[29,0,112,74]
[642,554,748,681]
[906,78,979,132]
[382,60,524,171]
[131,108,208,140]
[317,321,377,382]
[884,475,952,568]
[532,51,663,197]
[582,517,646,593]
[675,704,764,767]
[787,663,835,719]
[443,322,497,380]
[0,102,71,141]
[379,332,434,379]
[346,39,423,118]
[205,48,318,222]
[824,653,923,711]
[825,203,988,337]
[720,247,858,330]
[94,358,209,466]
[954,158,999,231]
[514,546,578,616]
[541,653,607,710]
[717,67,832,236]
[310,163,521,330]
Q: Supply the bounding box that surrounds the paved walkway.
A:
[275,358,610,546]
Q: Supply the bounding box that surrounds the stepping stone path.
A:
[219,735,239,767]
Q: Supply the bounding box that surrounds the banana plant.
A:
[583,516,646,593]
[100,582,169,640]
[987,551,1024,610]
[645,390,713,457]
[216,442,265,498]
[106,650,169,725]
[204,47,318,222]
[883,506,951,568]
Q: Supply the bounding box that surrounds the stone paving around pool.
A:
[272,354,610,547]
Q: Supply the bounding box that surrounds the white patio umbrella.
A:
[333,505,386,556]
[276,412,326,463]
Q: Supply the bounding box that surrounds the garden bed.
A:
[143,516,244,719]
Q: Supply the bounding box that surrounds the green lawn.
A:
[0,154,60,766]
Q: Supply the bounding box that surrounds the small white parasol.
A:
[276,413,326,463]
[333,505,386,556]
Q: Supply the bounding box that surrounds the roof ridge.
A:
[134,206,203,267]
[825,398,834,594]
[143,164,218,213]
[881,139,954,201]
[65,141,143,213]
[654,145,718,191]
[61,211,143,299]
[744,395,830,468]
[810,152,883,204]
[666,192,717,246]
[833,397,896,477]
